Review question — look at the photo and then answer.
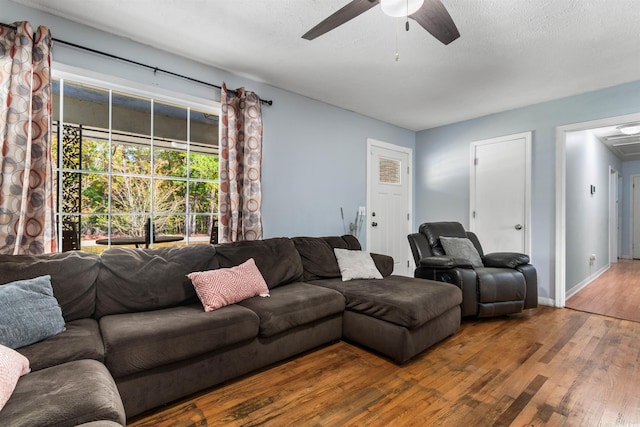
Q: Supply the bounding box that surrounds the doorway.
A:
[555,112,640,307]
[366,139,412,276]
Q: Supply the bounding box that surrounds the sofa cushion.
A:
[322,235,361,250]
[237,282,345,337]
[96,244,218,317]
[292,237,341,281]
[100,303,259,377]
[17,318,104,372]
[214,237,303,289]
[188,258,270,312]
[334,249,383,281]
[370,253,394,278]
[0,344,30,412]
[0,251,99,322]
[310,276,462,329]
[0,275,66,349]
[0,359,126,427]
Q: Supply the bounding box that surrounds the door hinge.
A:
[407,260,410,267]
[407,166,410,175]
[407,213,410,220]
[474,158,479,166]
[472,211,476,218]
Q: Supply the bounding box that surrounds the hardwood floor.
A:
[566,259,640,322]
[128,306,640,427]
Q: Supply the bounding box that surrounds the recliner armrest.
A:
[483,252,530,268]
[419,256,473,269]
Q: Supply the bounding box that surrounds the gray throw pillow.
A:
[440,237,484,268]
[0,275,66,349]
[334,248,383,281]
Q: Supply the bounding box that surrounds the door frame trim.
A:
[609,166,620,264]
[555,112,640,308]
[366,138,413,275]
[469,131,532,256]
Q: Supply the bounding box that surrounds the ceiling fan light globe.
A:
[380,0,424,17]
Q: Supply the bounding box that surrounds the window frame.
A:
[52,63,221,251]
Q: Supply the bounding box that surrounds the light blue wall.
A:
[416,81,640,301]
[3,1,415,245]
[565,131,621,292]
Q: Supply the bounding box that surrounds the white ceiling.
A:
[14,0,640,131]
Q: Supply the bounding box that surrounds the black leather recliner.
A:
[408,222,537,318]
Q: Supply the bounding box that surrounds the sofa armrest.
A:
[370,253,394,277]
[418,256,473,269]
[483,252,530,269]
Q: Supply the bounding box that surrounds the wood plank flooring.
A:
[128,306,640,427]
[566,259,640,322]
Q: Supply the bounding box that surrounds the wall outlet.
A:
[358,206,366,216]
[589,254,596,266]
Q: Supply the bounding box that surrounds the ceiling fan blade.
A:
[302,0,379,40]
[410,0,460,45]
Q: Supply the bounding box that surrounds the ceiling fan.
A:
[302,0,460,45]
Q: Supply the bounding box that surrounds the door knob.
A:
[371,222,378,227]
[515,224,523,230]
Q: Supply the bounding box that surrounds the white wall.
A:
[2,0,416,245]
[416,82,640,303]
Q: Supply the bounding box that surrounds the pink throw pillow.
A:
[0,344,30,412]
[188,258,270,312]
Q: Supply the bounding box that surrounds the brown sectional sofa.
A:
[0,235,462,426]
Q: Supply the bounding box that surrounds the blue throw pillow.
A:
[0,275,66,349]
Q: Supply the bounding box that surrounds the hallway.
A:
[566,259,640,322]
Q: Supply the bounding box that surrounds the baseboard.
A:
[565,264,610,300]
[538,297,555,307]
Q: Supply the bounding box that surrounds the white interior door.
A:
[367,139,412,276]
[632,175,640,259]
[470,132,531,255]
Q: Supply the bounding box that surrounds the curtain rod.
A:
[0,22,273,106]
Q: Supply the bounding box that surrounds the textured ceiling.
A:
[14,0,640,131]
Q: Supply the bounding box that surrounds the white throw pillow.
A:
[333,248,383,281]
[440,237,484,268]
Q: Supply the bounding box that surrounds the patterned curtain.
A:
[218,83,263,243]
[0,22,55,254]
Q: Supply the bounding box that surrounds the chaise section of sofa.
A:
[293,236,462,364]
